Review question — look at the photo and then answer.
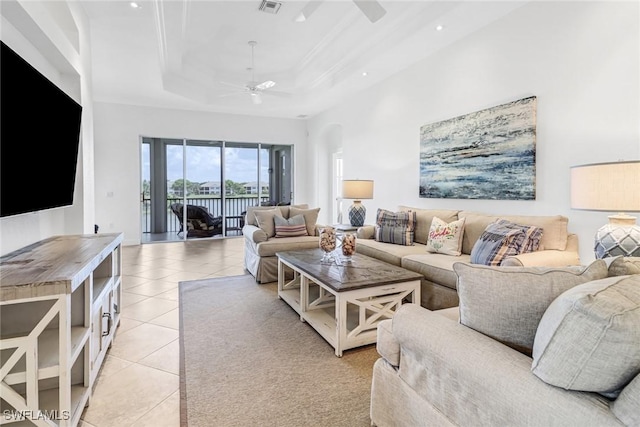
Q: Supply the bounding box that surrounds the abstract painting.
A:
[419,96,536,200]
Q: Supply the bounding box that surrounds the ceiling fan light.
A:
[251,93,262,104]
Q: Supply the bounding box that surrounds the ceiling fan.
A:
[294,0,387,24]
[218,41,291,105]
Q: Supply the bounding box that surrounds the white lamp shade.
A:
[570,161,640,212]
[342,180,374,200]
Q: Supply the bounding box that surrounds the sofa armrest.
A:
[377,309,459,368]
[242,224,268,244]
[390,304,618,426]
[502,250,580,267]
[357,225,375,239]
[376,319,400,367]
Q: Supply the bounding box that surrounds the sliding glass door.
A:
[141,138,292,243]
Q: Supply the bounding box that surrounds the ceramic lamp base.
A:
[348,201,366,227]
[595,222,640,258]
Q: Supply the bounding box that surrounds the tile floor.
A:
[79,237,247,427]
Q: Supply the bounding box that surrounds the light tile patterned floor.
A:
[79,237,246,427]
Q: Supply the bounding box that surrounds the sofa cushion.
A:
[253,208,283,238]
[245,204,309,226]
[254,236,322,257]
[289,206,320,237]
[402,253,471,290]
[470,219,543,266]
[426,217,466,256]
[531,275,640,395]
[375,209,416,246]
[459,211,569,254]
[453,260,608,355]
[607,256,640,276]
[274,214,308,238]
[398,206,459,245]
[612,372,640,426]
[356,239,427,266]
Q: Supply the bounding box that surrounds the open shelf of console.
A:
[0,233,123,427]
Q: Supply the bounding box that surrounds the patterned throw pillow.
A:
[274,214,308,238]
[374,209,417,246]
[470,219,543,266]
[426,217,466,256]
[507,221,544,253]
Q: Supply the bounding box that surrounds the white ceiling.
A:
[81,0,528,119]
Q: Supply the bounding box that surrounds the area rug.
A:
[179,274,379,427]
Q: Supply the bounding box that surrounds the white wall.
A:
[93,103,308,245]
[0,2,93,256]
[308,1,640,263]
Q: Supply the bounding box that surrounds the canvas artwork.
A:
[419,96,537,200]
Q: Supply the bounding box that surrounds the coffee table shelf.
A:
[277,249,421,357]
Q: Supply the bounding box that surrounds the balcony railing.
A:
[141,195,270,235]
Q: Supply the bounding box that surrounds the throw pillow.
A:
[398,206,460,245]
[531,275,640,395]
[289,207,320,237]
[374,209,416,246]
[274,214,308,238]
[459,212,568,254]
[470,219,543,266]
[253,208,283,238]
[453,260,609,356]
[426,217,466,256]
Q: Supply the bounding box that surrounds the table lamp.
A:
[570,160,640,258]
[342,180,374,227]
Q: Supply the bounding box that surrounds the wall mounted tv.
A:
[1,40,82,218]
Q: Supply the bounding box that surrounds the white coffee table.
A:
[276,249,421,357]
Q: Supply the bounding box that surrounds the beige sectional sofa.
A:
[370,257,640,426]
[243,204,323,283]
[356,206,581,310]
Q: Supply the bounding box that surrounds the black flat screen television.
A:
[1,40,82,218]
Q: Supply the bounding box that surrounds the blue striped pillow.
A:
[274,214,308,238]
[470,219,543,266]
[374,209,417,245]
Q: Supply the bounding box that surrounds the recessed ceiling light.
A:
[130,2,141,9]
[362,72,368,77]
[436,25,444,31]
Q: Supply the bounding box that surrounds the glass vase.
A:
[319,226,337,263]
[341,232,356,263]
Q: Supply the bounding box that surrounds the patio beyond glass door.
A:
[141,138,278,243]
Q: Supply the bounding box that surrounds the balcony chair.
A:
[170,203,223,238]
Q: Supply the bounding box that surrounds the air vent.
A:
[259,0,282,14]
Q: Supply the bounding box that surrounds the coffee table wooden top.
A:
[276,249,422,292]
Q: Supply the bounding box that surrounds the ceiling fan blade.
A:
[352,0,386,23]
[255,80,276,90]
[294,0,324,22]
